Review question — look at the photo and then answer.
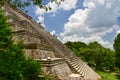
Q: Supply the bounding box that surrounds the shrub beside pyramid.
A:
[2,3,101,80]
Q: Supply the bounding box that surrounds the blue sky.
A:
[26,0,120,49]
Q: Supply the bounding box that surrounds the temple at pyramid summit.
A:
[2,3,101,80]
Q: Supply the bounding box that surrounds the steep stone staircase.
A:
[67,57,101,80]
[2,3,101,80]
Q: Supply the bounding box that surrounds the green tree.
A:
[0,10,41,80]
[65,41,87,49]
[0,0,64,12]
[113,33,120,69]
[83,42,115,71]
[88,41,103,49]
[65,41,87,56]
[65,41,116,71]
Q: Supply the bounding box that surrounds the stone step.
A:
[77,63,84,73]
[79,64,86,77]
[76,64,84,74]
[68,73,83,80]
[68,77,84,80]
[67,58,101,80]
[73,62,82,69]
[69,60,81,67]
[82,65,87,78]
[75,63,82,70]
[70,62,79,68]
[83,66,88,79]
[69,61,84,71]
[72,60,94,78]
[68,60,86,77]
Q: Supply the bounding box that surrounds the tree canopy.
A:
[65,41,116,71]
[0,0,64,79]
[0,0,64,11]
[0,10,41,80]
[114,33,120,69]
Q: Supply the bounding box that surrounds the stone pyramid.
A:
[2,3,101,80]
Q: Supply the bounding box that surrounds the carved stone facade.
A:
[2,3,101,80]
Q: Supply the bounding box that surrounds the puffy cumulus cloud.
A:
[84,0,120,29]
[35,6,46,15]
[36,15,45,27]
[37,16,44,22]
[35,6,46,27]
[35,0,78,27]
[46,0,78,12]
[59,0,78,11]
[60,0,120,49]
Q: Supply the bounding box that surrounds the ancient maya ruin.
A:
[2,3,101,80]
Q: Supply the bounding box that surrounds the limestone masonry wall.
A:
[2,3,101,80]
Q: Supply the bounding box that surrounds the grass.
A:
[97,71,120,80]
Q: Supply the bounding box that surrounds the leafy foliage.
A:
[97,71,120,80]
[65,41,116,71]
[114,33,120,69]
[0,10,41,80]
[65,41,87,57]
[0,0,64,12]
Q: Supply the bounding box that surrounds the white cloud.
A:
[45,0,78,12]
[59,0,78,10]
[34,0,78,27]
[46,1,58,13]
[35,6,46,15]
[60,0,120,49]
[37,16,44,22]
[35,6,45,27]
